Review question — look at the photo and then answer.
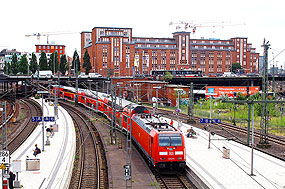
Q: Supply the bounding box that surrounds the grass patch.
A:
[75,155,79,160]
[19,113,25,119]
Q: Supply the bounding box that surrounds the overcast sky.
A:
[1,0,284,68]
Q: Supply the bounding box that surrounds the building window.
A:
[39,46,41,49]
[60,50,62,53]
[60,46,62,49]
[47,46,50,49]
[39,50,41,53]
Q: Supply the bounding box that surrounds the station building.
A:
[81,27,259,77]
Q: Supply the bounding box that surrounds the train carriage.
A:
[53,85,186,172]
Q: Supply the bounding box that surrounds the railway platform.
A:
[169,118,285,189]
[2,98,76,188]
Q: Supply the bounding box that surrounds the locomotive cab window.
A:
[158,134,182,147]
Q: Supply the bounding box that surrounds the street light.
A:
[205,93,217,149]
[153,86,161,115]
[174,88,184,130]
[134,83,140,103]
[75,53,78,105]
[37,91,48,152]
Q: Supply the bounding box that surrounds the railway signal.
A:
[1,102,9,189]
[124,165,131,181]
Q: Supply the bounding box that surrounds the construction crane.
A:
[169,20,245,35]
[25,31,79,44]
[25,33,47,44]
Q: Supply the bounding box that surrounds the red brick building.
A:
[35,44,66,61]
[81,27,259,77]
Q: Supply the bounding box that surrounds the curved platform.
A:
[5,98,76,189]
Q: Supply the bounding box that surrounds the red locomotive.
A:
[53,85,186,171]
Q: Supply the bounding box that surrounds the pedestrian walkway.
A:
[1,98,76,189]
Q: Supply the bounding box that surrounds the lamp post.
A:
[205,93,217,149]
[250,104,255,176]
[174,88,183,129]
[272,52,275,95]
[75,53,78,106]
[153,86,161,115]
[134,83,139,103]
[37,91,48,152]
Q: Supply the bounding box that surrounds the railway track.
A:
[151,107,285,147]
[60,102,108,189]
[154,172,194,189]
[8,99,42,154]
[0,100,15,128]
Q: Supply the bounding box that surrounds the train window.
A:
[158,134,182,147]
[151,137,153,144]
[171,136,183,146]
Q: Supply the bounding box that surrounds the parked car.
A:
[246,73,259,77]
[209,73,217,77]
[88,73,103,78]
[78,72,88,78]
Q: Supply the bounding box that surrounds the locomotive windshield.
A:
[158,134,182,147]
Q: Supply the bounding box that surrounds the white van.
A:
[223,72,236,77]
[32,70,52,78]
[39,70,52,78]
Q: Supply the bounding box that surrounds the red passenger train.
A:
[53,85,186,171]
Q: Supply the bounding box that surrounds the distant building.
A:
[259,56,264,74]
[0,49,21,71]
[80,26,260,77]
[35,44,65,62]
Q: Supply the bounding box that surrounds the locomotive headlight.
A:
[175,151,183,155]
[177,157,182,160]
[159,152,168,155]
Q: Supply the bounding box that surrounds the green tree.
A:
[48,52,59,74]
[18,54,28,74]
[83,50,92,74]
[39,52,49,70]
[231,62,242,74]
[4,62,10,75]
[10,54,18,75]
[59,54,68,75]
[30,53,38,74]
[72,50,81,74]
[164,71,173,81]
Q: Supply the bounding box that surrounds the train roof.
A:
[58,85,178,134]
[133,114,177,133]
[59,85,139,110]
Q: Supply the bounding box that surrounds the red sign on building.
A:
[206,86,260,98]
